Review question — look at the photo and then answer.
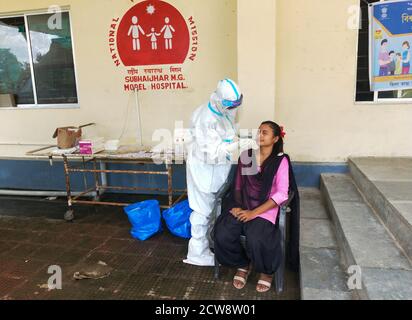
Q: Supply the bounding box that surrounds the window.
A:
[355,0,412,103]
[0,11,78,106]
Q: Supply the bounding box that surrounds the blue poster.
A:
[370,0,412,91]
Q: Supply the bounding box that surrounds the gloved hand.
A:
[223,141,240,153]
[239,138,259,150]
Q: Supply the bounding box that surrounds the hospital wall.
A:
[236,0,276,129]
[275,0,412,162]
[2,0,406,163]
[0,0,238,145]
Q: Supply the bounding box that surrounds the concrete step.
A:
[349,157,412,261]
[299,188,353,300]
[321,174,412,300]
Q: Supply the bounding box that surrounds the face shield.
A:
[221,94,243,110]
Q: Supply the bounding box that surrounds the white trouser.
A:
[183,210,215,266]
[184,176,217,266]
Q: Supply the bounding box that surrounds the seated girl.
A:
[213,121,300,293]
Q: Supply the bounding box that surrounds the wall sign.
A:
[108,0,198,91]
[370,0,412,91]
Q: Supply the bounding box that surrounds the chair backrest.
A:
[209,164,237,246]
[212,164,237,217]
[281,191,295,211]
[216,164,237,199]
[278,191,295,234]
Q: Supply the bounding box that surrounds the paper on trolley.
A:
[51,147,78,155]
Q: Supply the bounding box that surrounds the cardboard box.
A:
[52,127,82,149]
[0,94,16,108]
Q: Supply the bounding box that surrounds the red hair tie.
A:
[280,126,286,138]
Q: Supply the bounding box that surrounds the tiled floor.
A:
[0,194,300,300]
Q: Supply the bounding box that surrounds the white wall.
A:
[2,0,411,162]
[0,0,239,146]
[276,0,412,162]
[237,0,276,129]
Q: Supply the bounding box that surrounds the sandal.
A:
[256,274,273,293]
[233,268,250,290]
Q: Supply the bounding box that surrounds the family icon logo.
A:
[117,0,190,66]
[109,0,197,91]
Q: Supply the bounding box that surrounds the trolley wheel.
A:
[64,209,74,222]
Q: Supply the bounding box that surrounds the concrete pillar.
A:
[237,0,276,130]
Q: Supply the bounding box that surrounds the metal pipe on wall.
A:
[0,190,96,197]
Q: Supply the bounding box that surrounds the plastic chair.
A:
[211,165,295,294]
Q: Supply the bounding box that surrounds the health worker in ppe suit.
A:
[183,79,257,266]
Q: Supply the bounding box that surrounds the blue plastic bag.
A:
[124,200,162,241]
[162,200,192,239]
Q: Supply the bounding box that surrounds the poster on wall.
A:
[370,0,412,91]
[108,0,198,92]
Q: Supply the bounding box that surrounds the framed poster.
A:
[370,0,412,91]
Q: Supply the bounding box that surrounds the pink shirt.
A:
[235,157,289,225]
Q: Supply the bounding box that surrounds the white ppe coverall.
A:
[184,79,244,266]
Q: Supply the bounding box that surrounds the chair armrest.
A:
[280,191,295,210]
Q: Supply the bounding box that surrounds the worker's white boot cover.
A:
[183,210,215,266]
